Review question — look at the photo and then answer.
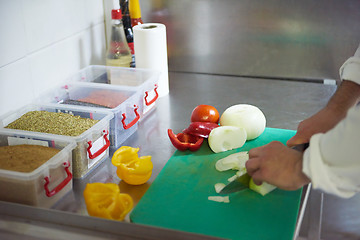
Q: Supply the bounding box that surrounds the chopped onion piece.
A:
[227,174,238,182]
[215,151,249,171]
[249,178,276,196]
[214,183,226,193]
[208,196,230,203]
[214,147,277,197]
[236,169,247,177]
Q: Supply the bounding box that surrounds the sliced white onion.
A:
[227,174,238,182]
[214,183,226,193]
[236,168,247,177]
[208,196,230,203]
[208,126,247,153]
[215,151,249,171]
[219,104,266,140]
[226,170,247,183]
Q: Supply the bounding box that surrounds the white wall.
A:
[0,0,117,116]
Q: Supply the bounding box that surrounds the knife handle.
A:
[291,143,309,152]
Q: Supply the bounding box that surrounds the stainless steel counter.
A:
[0,72,337,239]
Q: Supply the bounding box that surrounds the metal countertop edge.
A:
[0,200,222,240]
[169,70,335,84]
[293,184,311,240]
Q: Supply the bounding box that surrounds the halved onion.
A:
[208,126,247,153]
[219,104,266,140]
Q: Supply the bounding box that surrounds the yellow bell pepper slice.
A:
[111,146,153,185]
[83,183,133,221]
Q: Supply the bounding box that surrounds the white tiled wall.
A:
[0,0,117,116]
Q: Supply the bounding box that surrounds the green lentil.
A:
[5,111,99,137]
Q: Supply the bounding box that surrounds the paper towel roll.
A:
[133,23,169,97]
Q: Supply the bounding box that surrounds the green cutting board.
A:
[130,128,302,240]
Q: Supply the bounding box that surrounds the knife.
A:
[218,143,309,195]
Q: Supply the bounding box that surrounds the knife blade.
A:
[219,172,251,194]
[218,143,309,195]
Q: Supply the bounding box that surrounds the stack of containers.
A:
[0,65,159,207]
[38,65,160,148]
[0,104,113,180]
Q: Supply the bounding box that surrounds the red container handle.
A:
[122,105,140,130]
[44,161,72,197]
[87,130,110,159]
[144,84,159,106]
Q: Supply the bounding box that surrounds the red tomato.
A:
[191,105,220,123]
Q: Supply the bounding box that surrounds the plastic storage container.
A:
[0,129,76,207]
[37,82,143,148]
[68,65,160,119]
[0,104,113,179]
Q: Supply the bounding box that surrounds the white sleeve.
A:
[339,44,360,85]
[302,105,360,198]
[302,45,360,198]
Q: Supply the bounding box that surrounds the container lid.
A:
[112,9,122,19]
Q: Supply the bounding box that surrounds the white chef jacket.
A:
[302,45,360,198]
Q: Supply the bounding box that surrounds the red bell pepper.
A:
[182,122,219,138]
[168,129,204,151]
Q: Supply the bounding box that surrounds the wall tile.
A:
[0,59,34,116]
[0,0,27,67]
[28,22,106,98]
[22,0,104,54]
[0,0,107,116]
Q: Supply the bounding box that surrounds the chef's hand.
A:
[287,107,344,147]
[245,141,311,191]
